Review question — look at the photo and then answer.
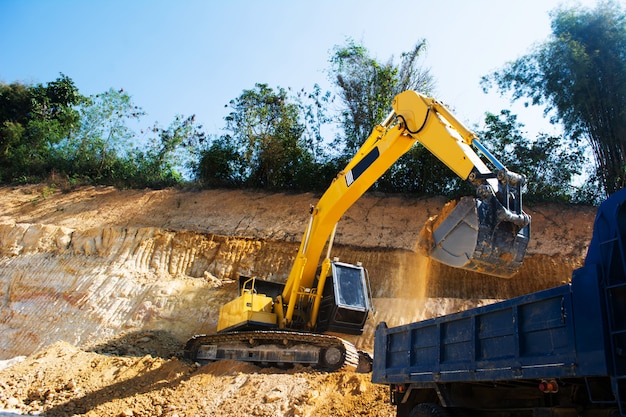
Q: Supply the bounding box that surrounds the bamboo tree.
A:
[482,1,626,196]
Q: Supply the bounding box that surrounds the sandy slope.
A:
[0,185,598,416]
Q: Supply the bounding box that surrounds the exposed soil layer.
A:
[0,185,597,416]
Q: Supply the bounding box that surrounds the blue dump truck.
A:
[373,189,626,417]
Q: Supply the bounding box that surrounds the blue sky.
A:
[0,0,618,139]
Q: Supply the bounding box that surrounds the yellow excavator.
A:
[185,90,531,371]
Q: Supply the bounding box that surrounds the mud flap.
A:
[420,196,530,278]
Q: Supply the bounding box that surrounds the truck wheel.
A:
[409,403,448,417]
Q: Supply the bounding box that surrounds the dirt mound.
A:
[0,341,394,416]
[0,185,598,416]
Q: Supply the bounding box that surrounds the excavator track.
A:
[184,330,372,373]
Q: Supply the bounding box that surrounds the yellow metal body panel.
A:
[392,91,491,179]
[217,291,277,332]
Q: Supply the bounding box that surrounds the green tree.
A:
[223,83,312,190]
[197,84,336,190]
[329,39,398,156]
[196,134,245,188]
[329,39,435,156]
[131,114,206,188]
[292,84,339,190]
[329,39,457,195]
[477,110,587,203]
[293,84,333,164]
[0,74,82,181]
[482,1,626,196]
[54,88,144,183]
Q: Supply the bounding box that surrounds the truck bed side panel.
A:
[373,284,608,384]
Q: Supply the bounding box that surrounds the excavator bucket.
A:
[419,196,530,278]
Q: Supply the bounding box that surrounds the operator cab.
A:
[316,261,371,335]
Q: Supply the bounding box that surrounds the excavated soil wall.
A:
[0,185,597,359]
[0,185,601,417]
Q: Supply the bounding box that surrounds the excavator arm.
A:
[280,90,530,328]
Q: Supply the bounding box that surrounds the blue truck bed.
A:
[373,279,606,384]
[373,188,626,417]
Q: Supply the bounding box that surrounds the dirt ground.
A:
[0,185,598,416]
[0,340,392,416]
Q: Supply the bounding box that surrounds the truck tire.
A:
[409,403,448,417]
